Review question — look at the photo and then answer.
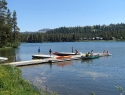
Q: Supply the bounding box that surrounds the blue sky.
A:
[6,0,125,32]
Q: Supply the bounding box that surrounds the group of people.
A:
[38,47,52,56]
[85,50,109,57]
[38,46,80,56]
[103,50,109,53]
[85,50,93,57]
[38,47,109,57]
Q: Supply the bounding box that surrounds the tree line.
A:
[1,0,125,45]
[20,23,125,43]
[0,0,20,48]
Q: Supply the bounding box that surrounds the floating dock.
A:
[6,52,112,67]
[8,54,85,67]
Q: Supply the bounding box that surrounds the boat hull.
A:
[81,55,99,59]
[53,52,80,56]
[93,53,112,57]
[56,55,72,59]
[32,54,52,59]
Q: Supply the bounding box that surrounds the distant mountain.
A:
[21,28,52,33]
[21,31,36,34]
[38,28,51,33]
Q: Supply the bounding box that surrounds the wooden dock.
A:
[8,54,85,67]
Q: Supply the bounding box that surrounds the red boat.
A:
[56,55,72,59]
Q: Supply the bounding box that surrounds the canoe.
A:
[81,54,99,59]
[53,52,81,56]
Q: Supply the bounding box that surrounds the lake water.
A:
[0,42,125,95]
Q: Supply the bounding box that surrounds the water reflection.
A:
[48,63,53,69]
[56,61,72,67]
[83,71,111,80]
[81,59,93,63]
[0,48,21,62]
[47,61,73,69]
[1,42,125,95]
[81,59,94,66]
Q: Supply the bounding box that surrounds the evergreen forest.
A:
[21,23,125,43]
[0,0,20,48]
[1,0,125,47]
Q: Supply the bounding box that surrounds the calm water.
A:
[1,42,125,95]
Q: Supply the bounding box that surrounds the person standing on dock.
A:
[49,49,52,56]
[38,47,40,54]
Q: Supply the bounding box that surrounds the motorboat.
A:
[53,52,81,56]
[32,54,53,59]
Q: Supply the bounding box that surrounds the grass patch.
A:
[0,65,39,95]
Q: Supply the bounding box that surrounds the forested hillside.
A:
[21,23,125,42]
[0,0,20,48]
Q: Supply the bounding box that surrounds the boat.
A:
[56,55,72,59]
[93,52,112,57]
[0,57,8,61]
[32,54,53,59]
[81,54,99,59]
[53,52,81,56]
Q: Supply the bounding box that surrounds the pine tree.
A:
[6,9,12,45]
[0,0,7,47]
[12,10,20,47]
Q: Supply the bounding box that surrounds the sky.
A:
[6,0,125,32]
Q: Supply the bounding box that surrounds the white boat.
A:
[93,52,112,57]
[0,57,8,61]
[32,54,53,59]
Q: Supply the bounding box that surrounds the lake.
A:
[0,42,125,95]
